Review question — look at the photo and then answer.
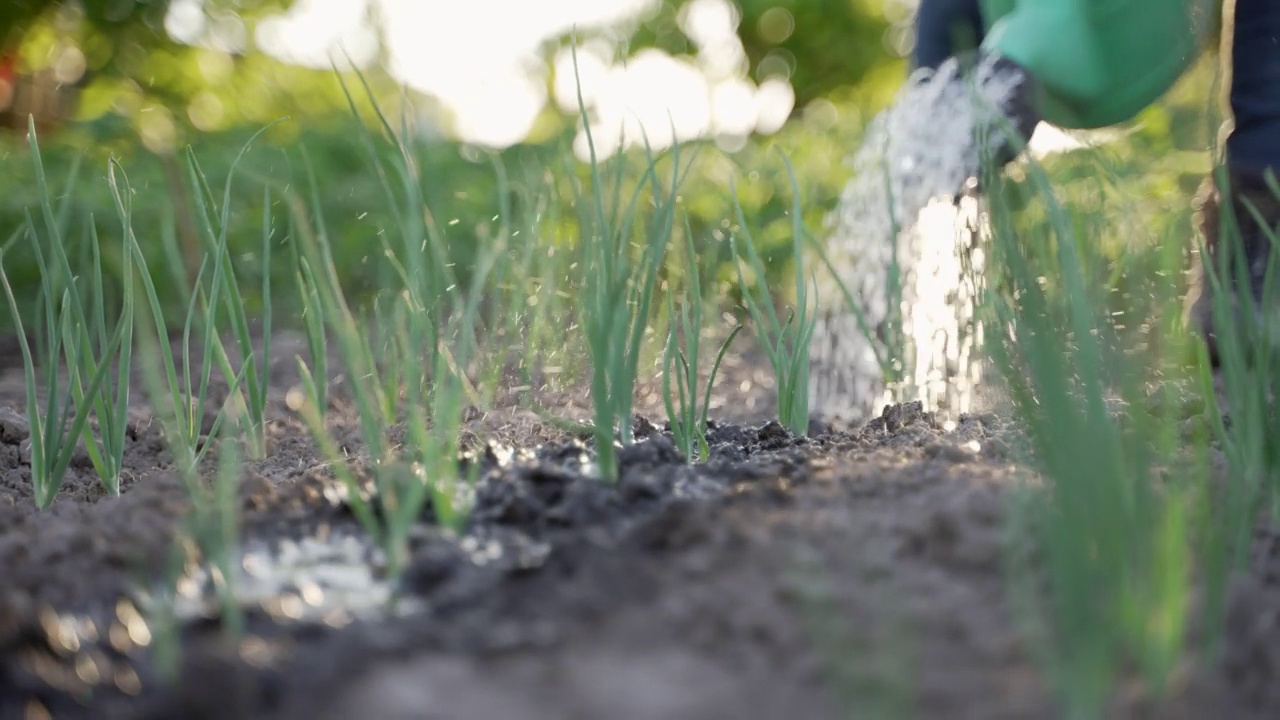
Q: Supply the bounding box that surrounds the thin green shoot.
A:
[0,219,126,507]
[32,123,136,497]
[474,151,527,407]
[397,161,498,529]
[284,153,334,415]
[289,174,490,580]
[181,437,246,641]
[145,542,188,686]
[570,43,688,480]
[505,164,561,403]
[0,123,131,506]
[391,247,494,538]
[809,238,902,390]
[290,187,389,549]
[515,149,592,408]
[180,127,282,460]
[1191,165,1280,657]
[730,150,819,436]
[335,69,458,384]
[295,257,329,413]
[139,439,245,683]
[805,160,909,392]
[66,220,135,497]
[159,203,195,304]
[981,144,1194,716]
[288,157,461,579]
[116,158,248,478]
[662,218,741,462]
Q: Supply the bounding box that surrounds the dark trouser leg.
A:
[1186,0,1280,363]
[1227,0,1280,174]
[1222,0,1280,284]
[914,0,986,70]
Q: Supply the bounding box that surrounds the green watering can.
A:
[978,0,1218,128]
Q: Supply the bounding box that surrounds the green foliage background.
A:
[0,0,1224,331]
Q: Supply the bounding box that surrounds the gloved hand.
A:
[932,50,1042,172]
[913,0,1042,178]
[970,52,1042,169]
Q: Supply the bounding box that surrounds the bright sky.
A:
[224,0,796,155]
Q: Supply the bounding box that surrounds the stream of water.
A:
[810,54,1024,424]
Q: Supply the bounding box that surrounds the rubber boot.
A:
[1184,168,1280,365]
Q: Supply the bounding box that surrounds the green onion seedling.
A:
[0,123,132,505]
[730,150,819,436]
[662,218,741,462]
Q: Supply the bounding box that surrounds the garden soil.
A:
[0,331,1277,719]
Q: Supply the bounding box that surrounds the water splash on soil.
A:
[141,531,418,627]
[811,54,1024,423]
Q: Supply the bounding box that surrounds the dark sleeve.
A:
[914,0,987,70]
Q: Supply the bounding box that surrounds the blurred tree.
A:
[626,0,904,112]
[0,0,400,144]
[4,0,171,48]
[0,0,406,291]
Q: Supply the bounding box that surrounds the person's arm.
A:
[914,0,987,70]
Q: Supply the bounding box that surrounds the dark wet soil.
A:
[0,331,1277,720]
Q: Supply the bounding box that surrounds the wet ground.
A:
[0,331,1277,719]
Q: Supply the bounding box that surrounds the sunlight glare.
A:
[246,0,794,150]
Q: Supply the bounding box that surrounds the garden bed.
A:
[0,331,1276,720]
